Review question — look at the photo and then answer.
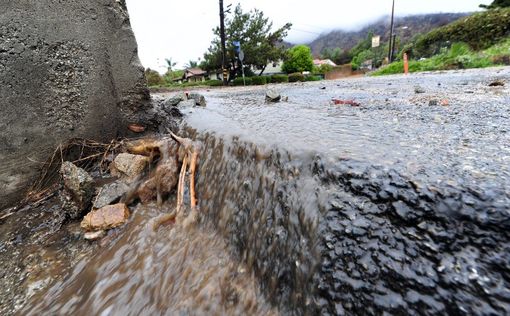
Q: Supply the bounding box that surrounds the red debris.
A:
[128,124,145,133]
[332,99,361,107]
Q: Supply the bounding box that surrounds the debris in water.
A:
[81,203,130,231]
[488,79,505,87]
[84,230,105,241]
[414,86,426,94]
[265,88,281,102]
[332,99,361,107]
[127,123,145,133]
[170,131,200,212]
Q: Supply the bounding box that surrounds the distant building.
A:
[183,68,207,82]
[252,60,284,76]
[313,59,337,67]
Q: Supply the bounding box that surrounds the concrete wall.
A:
[0,0,150,209]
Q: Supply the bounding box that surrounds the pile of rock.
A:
[163,92,206,114]
[59,136,184,241]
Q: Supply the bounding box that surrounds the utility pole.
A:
[388,0,395,63]
[219,0,228,85]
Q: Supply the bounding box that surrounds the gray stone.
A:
[93,181,130,209]
[414,86,426,94]
[164,94,187,107]
[60,162,95,218]
[177,100,197,108]
[188,92,207,106]
[266,88,281,102]
[0,0,149,209]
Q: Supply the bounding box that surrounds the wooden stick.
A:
[177,155,188,212]
[189,150,198,208]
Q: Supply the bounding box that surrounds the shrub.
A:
[205,80,224,87]
[288,72,305,82]
[305,75,321,81]
[251,76,267,85]
[270,74,289,83]
[233,77,252,86]
[412,8,510,58]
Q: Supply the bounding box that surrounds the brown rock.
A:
[81,203,130,231]
[137,157,179,204]
[110,153,150,180]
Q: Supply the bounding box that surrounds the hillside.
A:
[308,13,469,56]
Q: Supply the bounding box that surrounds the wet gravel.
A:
[175,67,510,315]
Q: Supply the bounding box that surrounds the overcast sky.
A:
[125,0,491,73]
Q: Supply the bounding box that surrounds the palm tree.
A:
[165,58,177,72]
[184,60,198,69]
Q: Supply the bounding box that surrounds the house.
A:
[255,60,284,76]
[313,59,337,67]
[183,68,207,82]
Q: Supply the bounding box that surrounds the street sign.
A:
[233,41,241,53]
[372,35,381,48]
[239,50,245,62]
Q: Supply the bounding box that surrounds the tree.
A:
[164,58,177,72]
[201,4,291,79]
[185,60,199,69]
[145,68,164,86]
[281,45,314,74]
[480,0,510,8]
[320,47,352,65]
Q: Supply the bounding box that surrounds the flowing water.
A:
[23,203,277,315]
[13,67,510,315]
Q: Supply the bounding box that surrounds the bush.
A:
[233,77,252,86]
[205,80,224,87]
[251,76,267,85]
[288,72,305,82]
[305,75,321,81]
[372,40,507,76]
[270,74,289,83]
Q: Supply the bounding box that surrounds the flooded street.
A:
[2,67,509,315]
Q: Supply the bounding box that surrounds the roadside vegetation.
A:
[373,7,510,75]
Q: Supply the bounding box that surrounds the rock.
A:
[81,203,130,231]
[84,230,105,241]
[0,0,150,209]
[188,92,207,106]
[138,156,179,204]
[488,80,505,87]
[414,86,426,94]
[110,153,150,180]
[93,181,130,209]
[60,162,94,216]
[429,100,439,106]
[164,94,187,107]
[177,100,197,108]
[266,89,281,102]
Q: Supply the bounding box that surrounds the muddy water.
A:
[23,203,277,315]
[14,67,510,315]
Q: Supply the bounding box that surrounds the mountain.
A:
[307,13,469,56]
